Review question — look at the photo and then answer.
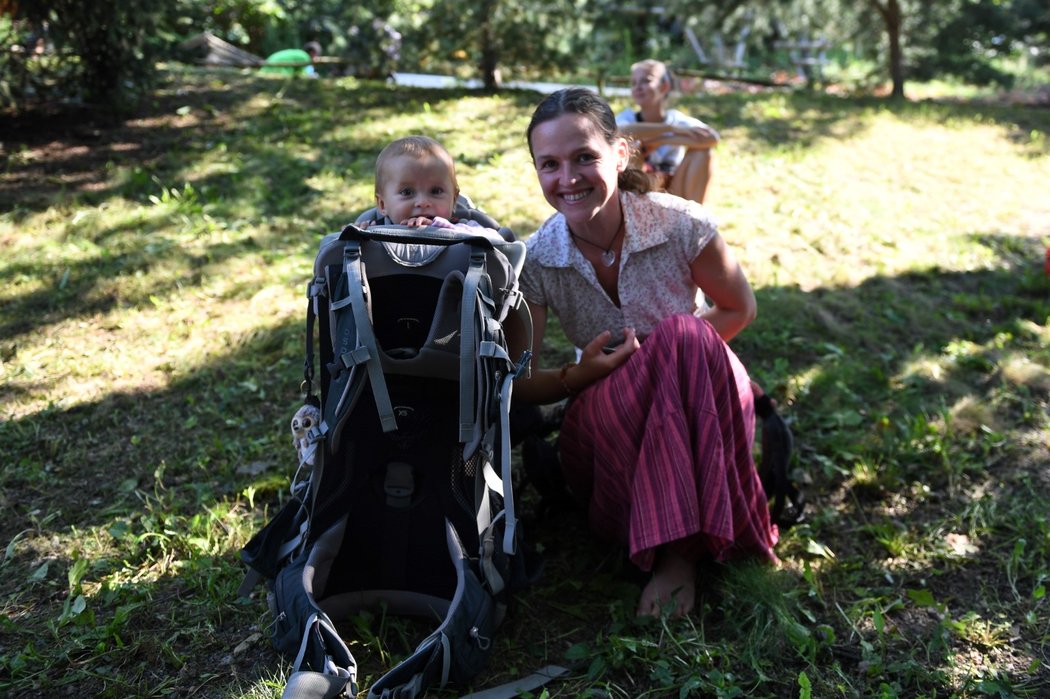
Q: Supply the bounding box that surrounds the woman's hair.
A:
[526,87,652,195]
[374,135,458,193]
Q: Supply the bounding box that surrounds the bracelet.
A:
[559,362,578,397]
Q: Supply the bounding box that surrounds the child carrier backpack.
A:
[239,214,534,699]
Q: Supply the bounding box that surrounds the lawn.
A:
[1,65,1048,698]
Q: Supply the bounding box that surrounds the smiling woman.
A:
[513,87,776,620]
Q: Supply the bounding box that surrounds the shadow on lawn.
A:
[1,219,1047,694]
[0,212,307,343]
[2,237,1047,692]
[19,76,1046,345]
[0,69,543,219]
[6,69,1049,225]
[2,231,1046,539]
[4,69,1049,696]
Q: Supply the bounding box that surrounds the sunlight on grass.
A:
[1,69,1048,698]
[236,673,286,699]
[1002,355,1050,392]
[1,272,301,418]
[717,111,1050,291]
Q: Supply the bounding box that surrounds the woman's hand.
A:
[571,328,640,389]
[513,304,639,404]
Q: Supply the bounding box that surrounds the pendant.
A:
[601,249,617,267]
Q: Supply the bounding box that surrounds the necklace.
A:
[570,215,624,268]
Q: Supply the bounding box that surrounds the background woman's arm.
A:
[618,121,720,150]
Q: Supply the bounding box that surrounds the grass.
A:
[1,64,1048,698]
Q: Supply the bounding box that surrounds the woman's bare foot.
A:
[637,548,696,618]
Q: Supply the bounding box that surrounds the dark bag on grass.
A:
[240,217,534,699]
[754,394,805,528]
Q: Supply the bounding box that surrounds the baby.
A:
[371,135,486,232]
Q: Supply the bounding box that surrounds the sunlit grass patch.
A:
[1,67,1048,697]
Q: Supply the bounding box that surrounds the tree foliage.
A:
[2,0,1047,112]
[626,0,1047,97]
[396,0,590,88]
[171,0,293,56]
[910,0,1050,86]
[14,1,168,111]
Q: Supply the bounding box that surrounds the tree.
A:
[19,1,168,112]
[650,0,1046,98]
[397,0,589,89]
[477,0,500,89]
[911,0,1050,87]
[866,0,903,98]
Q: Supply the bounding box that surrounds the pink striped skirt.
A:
[558,315,779,571]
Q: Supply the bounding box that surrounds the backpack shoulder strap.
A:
[332,239,398,433]
[458,249,488,443]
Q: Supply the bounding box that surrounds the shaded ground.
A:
[2,70,1048,698]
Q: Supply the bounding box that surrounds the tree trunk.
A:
[870,0,905,99]
[478,0,502,90]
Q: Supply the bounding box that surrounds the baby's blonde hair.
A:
[375,135,459,194]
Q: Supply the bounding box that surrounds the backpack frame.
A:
[241,221,533,699]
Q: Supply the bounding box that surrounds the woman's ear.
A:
[615,137,630,172]
[659,79,671,100]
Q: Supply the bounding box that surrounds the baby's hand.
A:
[400,216,435,227]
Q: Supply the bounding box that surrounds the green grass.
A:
[1,65,1048,698]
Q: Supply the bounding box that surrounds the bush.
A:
[6,1,167,112]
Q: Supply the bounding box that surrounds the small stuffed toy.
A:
[290,403,322,466]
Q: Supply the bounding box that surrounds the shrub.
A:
[7,1,167,112]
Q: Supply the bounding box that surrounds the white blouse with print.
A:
[520,190,718,350]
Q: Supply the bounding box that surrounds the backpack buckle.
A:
[384,462,415,509]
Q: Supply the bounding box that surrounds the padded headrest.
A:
[355,194,515,242]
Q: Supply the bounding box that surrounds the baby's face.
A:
[376,153,457,224]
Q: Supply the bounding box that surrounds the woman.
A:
[513,87,777,619]
[616,59,719,205]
